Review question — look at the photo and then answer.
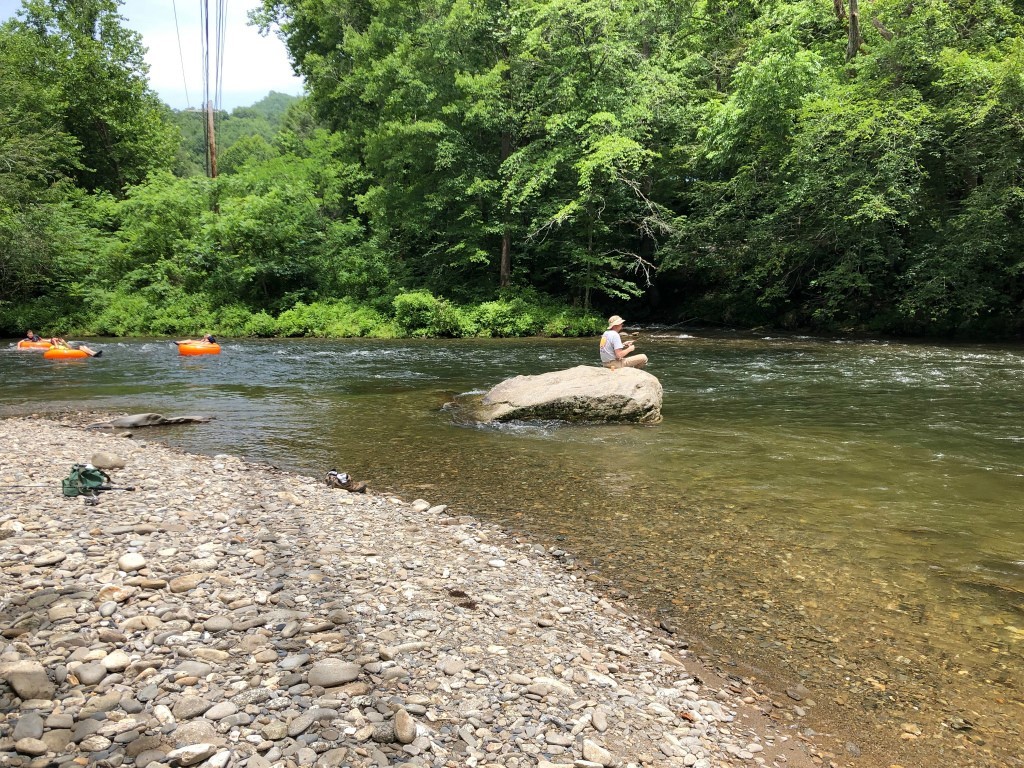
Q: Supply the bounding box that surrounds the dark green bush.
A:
[540,308,605,337]
[87,291,158,336]
[242,311,279,337]
[277,300,394,337]
[472,300,539,337]
[214,304,258,336]
[392,291,439,335]
[0,298,82,337]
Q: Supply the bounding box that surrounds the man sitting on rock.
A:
[600,315,648,369]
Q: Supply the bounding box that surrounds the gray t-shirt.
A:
[600,330,623,363]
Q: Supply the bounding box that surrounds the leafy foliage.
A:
[6,0,1024,339]
[166,91,300,176]
[4,0,175,196]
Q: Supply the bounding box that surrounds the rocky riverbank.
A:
[0,417,827,768]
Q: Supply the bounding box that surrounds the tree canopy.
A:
[3,0,1024,338]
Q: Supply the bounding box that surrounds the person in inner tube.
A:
[599,315,648,370]
[175,334,217,345]
[24,329,42,342]
[48,337,101,357]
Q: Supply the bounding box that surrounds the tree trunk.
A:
[638,174,656,270]
[846,0,861,61]
[95,119,124,196]
[871,17,894,41]
[498,10,513,289]
[499,130,512,288]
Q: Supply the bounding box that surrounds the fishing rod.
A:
[0,484,136,493]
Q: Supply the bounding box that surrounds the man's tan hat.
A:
[607,315,625,329]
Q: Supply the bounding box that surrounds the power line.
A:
[200,0,213,176]
[200,0,209,109]
[199,0,227,178]
[215,0,227,114]
[171,0,191,108]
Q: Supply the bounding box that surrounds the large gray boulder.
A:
[474,365,662,424]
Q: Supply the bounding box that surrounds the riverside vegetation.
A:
[4,0,1024,339]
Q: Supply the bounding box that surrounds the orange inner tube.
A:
[43,347,88,359]
[178,342,221,356]
[17,340,53,350]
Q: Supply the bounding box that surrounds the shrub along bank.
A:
[0,291,605,340]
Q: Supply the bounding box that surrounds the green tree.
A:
[6,0,176,196]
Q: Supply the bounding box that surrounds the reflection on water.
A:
[2,333,1023,765]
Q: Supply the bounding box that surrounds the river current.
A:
[2,333,1022,766]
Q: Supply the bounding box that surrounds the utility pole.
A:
[206,99,218,178]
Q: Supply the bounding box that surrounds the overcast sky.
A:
[0,0,304,111]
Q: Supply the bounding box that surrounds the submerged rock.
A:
[474,365,663,424]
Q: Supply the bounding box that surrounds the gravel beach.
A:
[0,417,830,768]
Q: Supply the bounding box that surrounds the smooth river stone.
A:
[166,744,217,766]
[287,713,314,737]
[14,738,48,756]
[13,713,44,741]
[394,709,417,745]
[203,616,233,633]
[118,553,147,572]
[80,691,122,717]
[279,654,309,671]
[262,721,288,740]
[230,688,273,707]
[47,604,77,622]
[169,574,205,593]
[79,735,113,752]
[32,551,66,567]
[307,659,361,688]
[136,684,159,702]
[121,615,162,632]
[204,702,238,720]
[172,696,213,720]
[45,713,74,730]
[175,661,213,678]
[583,739,612,766]
[0,661,55,700]
[192,648,230,662]
[91,452,125,469]
[440,658,465,676]
[75,662,107,686]
[102,650,131,671]
[42,730,72,752]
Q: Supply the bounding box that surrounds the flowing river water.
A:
[2,333,1022,766]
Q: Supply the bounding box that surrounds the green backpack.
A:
[62,464,111,497]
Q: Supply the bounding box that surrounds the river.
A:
[2,333,1022,766]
